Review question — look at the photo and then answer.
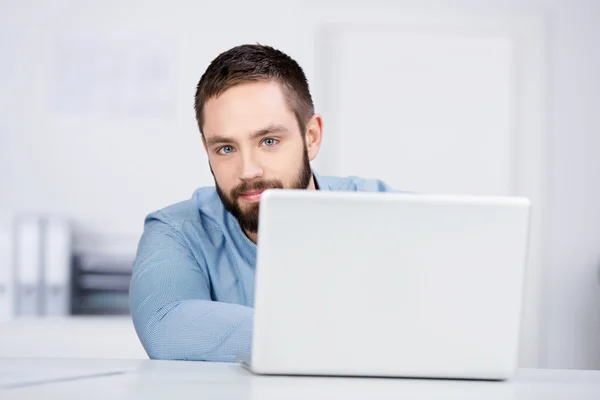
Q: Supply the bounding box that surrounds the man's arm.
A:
[129,211,253,362]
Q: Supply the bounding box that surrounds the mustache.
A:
[231,180,284,198]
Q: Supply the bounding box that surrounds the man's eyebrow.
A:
[249,124,288,140]
[205,135,235,147]
[205,125,288,147]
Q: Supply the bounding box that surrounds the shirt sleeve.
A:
[129,211,253,362]
[355,177,413,193]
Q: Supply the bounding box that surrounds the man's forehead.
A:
[202,81,297,133]
[205,81,288,114]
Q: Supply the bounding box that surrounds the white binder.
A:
[41,217,72,316]
[14,217,42,316]
[0,224,14,321]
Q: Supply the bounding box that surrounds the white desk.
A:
[0,317,146,359]
[1,358,599,399]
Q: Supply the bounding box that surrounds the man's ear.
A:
[305,114,323,161]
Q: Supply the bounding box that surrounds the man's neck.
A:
[244,174,318,244]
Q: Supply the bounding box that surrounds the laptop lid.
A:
[250,190,531,379]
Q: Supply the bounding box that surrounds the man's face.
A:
[202,80,318,233]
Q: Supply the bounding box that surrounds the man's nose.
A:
[239,153,264,181]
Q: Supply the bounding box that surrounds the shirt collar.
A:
[312,170,330,191]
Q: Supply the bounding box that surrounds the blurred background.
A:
[0,0,598,369]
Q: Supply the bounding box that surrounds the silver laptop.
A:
[239,190,531,380]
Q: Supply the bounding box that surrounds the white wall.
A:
[537,0,600,369]
[1,0,599,369]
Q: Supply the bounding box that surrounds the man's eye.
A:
[262,138,278,147]
[218,146,234,155]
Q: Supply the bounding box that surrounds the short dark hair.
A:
[194,44,314,135]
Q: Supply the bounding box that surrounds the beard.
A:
[214,147,313,234]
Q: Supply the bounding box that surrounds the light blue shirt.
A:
[129,172,396,361]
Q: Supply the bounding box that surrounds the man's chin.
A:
[238,198,261,206]
[238,216,259,234]
[236,200,259,212]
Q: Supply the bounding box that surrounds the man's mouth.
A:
[239,189,266,202]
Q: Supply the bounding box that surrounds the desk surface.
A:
[0,317,146,359]
[2,358,600,400]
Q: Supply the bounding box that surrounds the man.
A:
[129,44,396,362]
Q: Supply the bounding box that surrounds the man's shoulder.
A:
[316,173,398,193]
[145,186,224,229]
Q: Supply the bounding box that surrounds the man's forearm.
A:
[134,299,253,362]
